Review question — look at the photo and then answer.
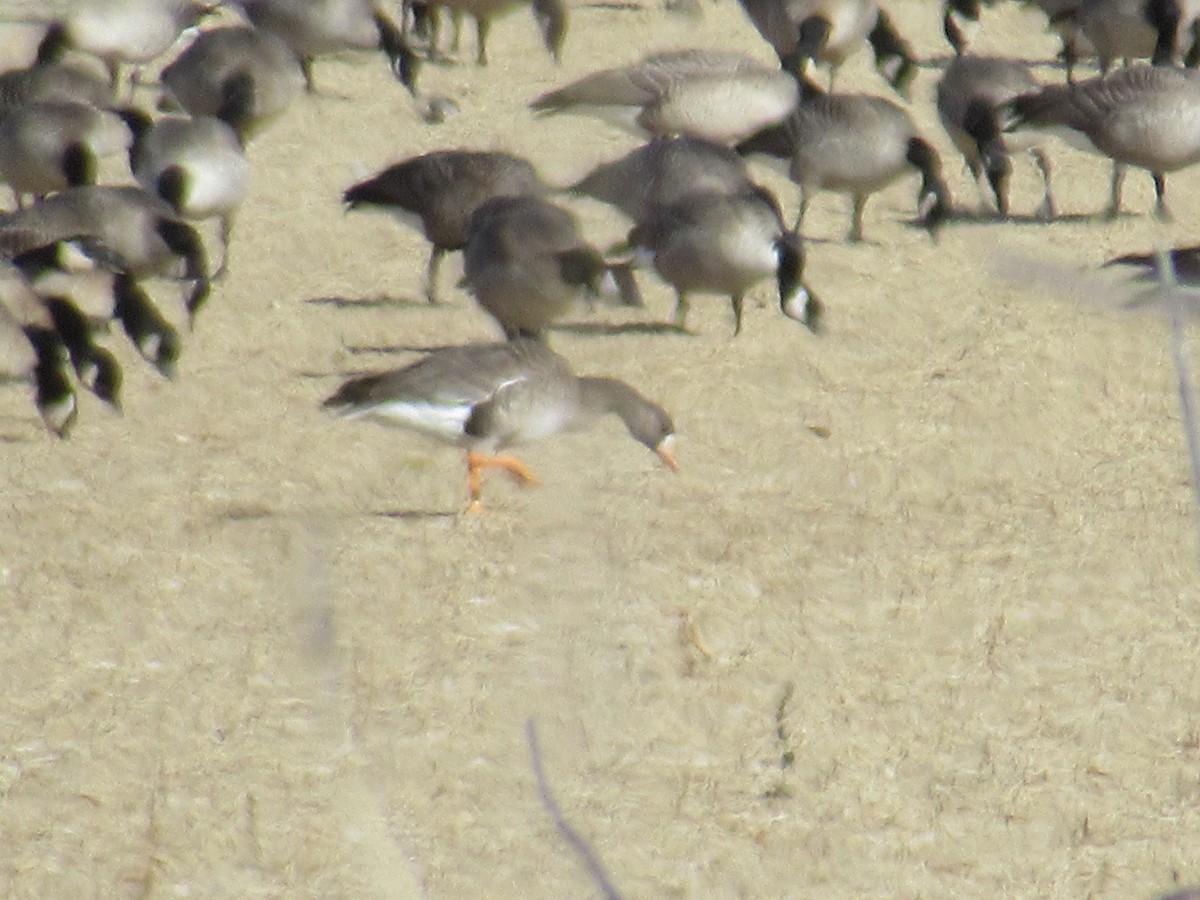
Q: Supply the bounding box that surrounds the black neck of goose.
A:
[373,12,418,94]
[117,107,154,169]
[532,0,567,63]
[942,0,980,55]
[578,377,672,450]
[216,71,255,145]
[868,10,916,98]
[35,22,69,66]
[1146,0,1182,64]
[905,138,951,235]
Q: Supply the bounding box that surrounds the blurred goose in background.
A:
[530,49,799,146]
[936,55,1056,218]
[159,25,306,139]
[0,101,133,208]
[322,337,678,513]
[225,0,415,93]
[737,80,951,242]
[0,185,210,328]
[627,184,822,335]
[419,0,567,65]
[735,0,916,95]
[0,55,113,117]
[120,103,249,278]
[1002,64,1200,219]
[463,195,634,339]
[36,0,215,94]
[942,0,1087,66]
[343,149,549,305]
[569,136,755,222]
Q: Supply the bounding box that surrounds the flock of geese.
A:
[3,0,1200,511]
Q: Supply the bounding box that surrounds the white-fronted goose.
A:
[159,25,306,140]
[936,55,1056,218]
[120,106,249,278]
[737,81,951,241]
[322,338,678,512]
[0,185,210,327]
[228,0,415,93]
[569,136,755,222]
[628,184,821,335]
[735,0,916,95]
[530,49,799,146]
[0,101,132,208]
[1003,64,1200,218]
[37,0,214,92]
[343,149,548,304]
[420,0,567,65]
[463,195,626,339]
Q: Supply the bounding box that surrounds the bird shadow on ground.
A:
[210,504,458,523]
[550,320,688,337]
[940,209,1115,228]
[305,294,430,311]
[371,508,458,521]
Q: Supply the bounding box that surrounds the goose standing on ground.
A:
[735,0,917,96]
[420,0,567,65]
[0,56,113,117]
[0,185,210,330]
[36,0,214,94]
[737,80,951,242]
[569,136,756,222]
[0,101,133,208]
[463,195,633,339]
[942,0,1088,69]
[227,0,415,94]
[322,338,678,513]
[343,149,549,305]
[159,25,307,140]
[530,49,799,146]
[119,104,249,278]
[628,185,822,335]
[1002,64,1200,219]
[936,55,1056,218]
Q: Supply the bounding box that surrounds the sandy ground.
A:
[1,1,1199,897]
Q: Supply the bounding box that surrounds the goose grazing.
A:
[0,185,210,327]
[569,136,755,222]
[36,0,215,94]
[463,195,633,339]
[1002,64,1200,219]
[936,55,1056,219]
[530,49,799,146]
[159,25,306,140]
[0,101,133,207]
[412,0,567,66]
[343,149,549,305]
[737,80,951,242]
[322,338,678,513]
[227,0,415,94]
[119,105,250,278]
[735,0,917,96]
[628,185,822,335]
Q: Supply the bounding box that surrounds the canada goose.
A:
[0,101,132,208]
[0,254,83,435]
[0,58,113,118]
[228,0,415,93]
[417,0,566,65]
[463,195,631,339]
[159,25,306,140]
[569,136,755,222]
[942,0,1087,64]
[628,185,821,335]
[36,0,214,93]
[530,49,799,146]
[735,0,917,95]
[322,338,677,512]
[936,55,1056,218]
[343,149,548,304]
[0,185,210,326]
[1002,64,1200,219]
[737,81,952,242]
[119,106,249,278]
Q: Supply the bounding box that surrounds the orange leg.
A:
[464,451,540,513]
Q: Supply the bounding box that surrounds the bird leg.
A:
[426,247,444,304]
[672,291,691,332]
[1107,162,1126,218]
[730,294,745,337]
[849,194,868,243]
[1153,171,1172,221]
[1031,147,1056,221]
[465,450,539,513]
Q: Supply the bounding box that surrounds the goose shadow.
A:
[305,294,432,310]
[942,209,1134,228]
[549,320,690,337]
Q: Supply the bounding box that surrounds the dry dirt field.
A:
[1,1,1199,897]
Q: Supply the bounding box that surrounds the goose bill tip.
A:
[656,434,680,472]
